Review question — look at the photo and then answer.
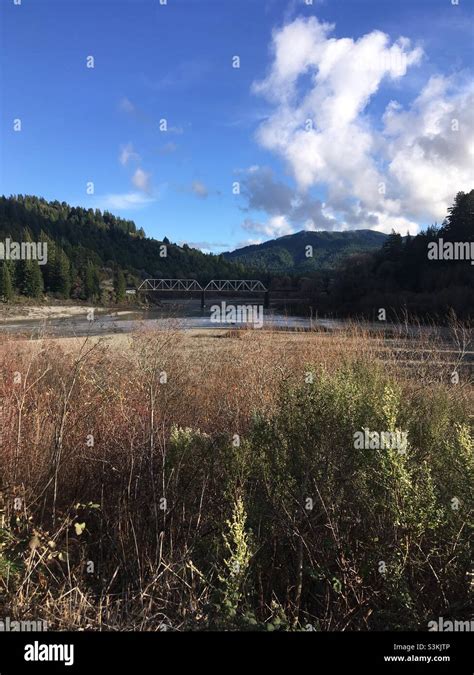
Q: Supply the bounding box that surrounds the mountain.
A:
[223,229,388,273]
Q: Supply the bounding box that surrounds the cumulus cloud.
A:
[383,75,474,222]
[237,165,338,233]
[252,16,474,233]
[132,168,152,194]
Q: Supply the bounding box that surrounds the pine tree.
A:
[382,230,404,259]
[114,268,126,303]
[442,191,474,241]
[84,260,100,300]
[53,249,71,297]
[40,232,56,292]
[23,259,44,298]
[0,262,14,302]
[69,262,83,299]
[12,229,43,298]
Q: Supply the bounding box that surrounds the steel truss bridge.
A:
[138,279,267,293]
[137,279,269,308]
[138,278,204,292]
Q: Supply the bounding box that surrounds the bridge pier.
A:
[264,291,270,309]
[201,291,206,309]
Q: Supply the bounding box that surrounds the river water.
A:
[0,299,453,340]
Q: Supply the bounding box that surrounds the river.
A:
[0,299,456,340]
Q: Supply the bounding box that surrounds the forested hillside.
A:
[0,195,249,302]
[311,191,474,318]
[224,229,387,272]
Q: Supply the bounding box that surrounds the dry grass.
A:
[0,320,472,630]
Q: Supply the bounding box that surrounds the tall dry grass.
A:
[0,321,472,630]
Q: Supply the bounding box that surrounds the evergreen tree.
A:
[382,230,404,259]
[84,260,100,300]
[53,249,71,297]
[15,257,27,293]
[442,191,474,241]
[23,259,44,298]
[114,268,126,303]
[69,261,83,299]
[0,262,14,302]
[40,232,56,292]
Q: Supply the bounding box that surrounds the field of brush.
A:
[0,323,472,630]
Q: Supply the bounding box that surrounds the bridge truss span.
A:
[138,278,203,292]
[137,279,268,293]
[137,278,269,308]
[204,279,267,293]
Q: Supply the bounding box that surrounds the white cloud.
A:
[119,143,140,166]
[252,16,473,233]
[132,168,152,194]
[242,215,294,238]
[383,75,474,222]
[95,192,155,210]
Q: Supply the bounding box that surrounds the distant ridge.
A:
[223,229,388,273]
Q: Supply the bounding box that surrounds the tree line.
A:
[0,195,250,303]
[296,190,474,320]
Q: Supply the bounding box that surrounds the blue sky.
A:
[1,0,473,251]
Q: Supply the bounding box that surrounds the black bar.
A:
[0,631,471,674]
